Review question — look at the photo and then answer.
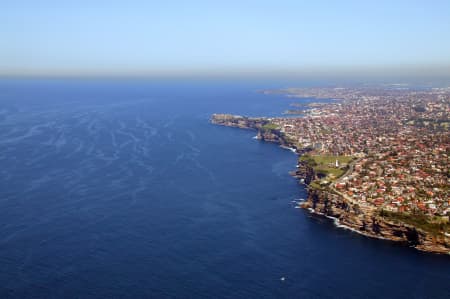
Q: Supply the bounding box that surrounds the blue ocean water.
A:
[0,79,448,299]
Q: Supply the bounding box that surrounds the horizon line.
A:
[2,64,450,80]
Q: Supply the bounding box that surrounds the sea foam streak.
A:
[279,145,297,153]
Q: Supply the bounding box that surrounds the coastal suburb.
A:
[212,86,450,254]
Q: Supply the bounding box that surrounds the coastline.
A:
[211,113,450,255]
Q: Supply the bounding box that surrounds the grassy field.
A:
[261,123,279,130]
[301,154,354,183]
[307,155,353,165]
[300,155,353,189]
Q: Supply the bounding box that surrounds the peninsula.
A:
[212,86,450,254]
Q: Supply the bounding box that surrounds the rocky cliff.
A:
[211,114,294,147]
[297,164,450,255]
[211,114,266,130]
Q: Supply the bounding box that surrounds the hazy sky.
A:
[2,0,450,77]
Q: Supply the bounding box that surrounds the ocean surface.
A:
[0,79,448,299]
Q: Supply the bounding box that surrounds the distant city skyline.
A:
[2,0,450,78]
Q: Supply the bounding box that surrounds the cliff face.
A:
[298,167,450,255]
[257,129,290,146]
[292,159,316,185]
[211,114,293,147]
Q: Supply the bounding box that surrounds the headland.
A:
[212,86,450,254]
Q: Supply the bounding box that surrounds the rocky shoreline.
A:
[211,114,291,146]
[294,160,450,254]
[211,114,450,255]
